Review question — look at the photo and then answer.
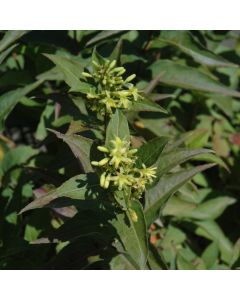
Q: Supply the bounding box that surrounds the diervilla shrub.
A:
[18,44,219,270]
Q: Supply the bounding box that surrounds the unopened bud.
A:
[82,72,92,78]
[128,208,138,222]
[98,157,109,166]
[100,172,106,187]
[97,146,109,153]
[125,74,136,83]
[109,60,116,69]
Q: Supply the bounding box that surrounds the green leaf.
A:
[111,200,148,270]
[109,39,123,65]
[195,220,233,264]
[184,128,210,149]
[149,60,240,98]
[0,145,38,180]
[48,129,93,172]
[44,54,85,91]
[155,148,213,178]
[192,153,229,171]
[163,196,236,220]
[176,253,196,270]
[0,80,43,131]
[110,253,138,270]
[202,242,219,269]
[158,31,237,68]
[86,30,124,46]
[130,96,167,113]
[36,67,64,82]
[35,101,55,140]
[91,47,107,66]
[105,109,130,146]
[0,31,28,53]
[19,173,102,214]
[147,244,167,270]
[136,137,169,167]
[144,163,215,226]
[0,44,17,65]
[46,209,112,242]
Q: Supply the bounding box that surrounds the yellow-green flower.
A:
[111,172,134,190]
[91,136,156,200]
[82,58,141,116]
[139,164,157,183]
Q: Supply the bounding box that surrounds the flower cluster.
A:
[82,59,142,116]
[91,136,157,199]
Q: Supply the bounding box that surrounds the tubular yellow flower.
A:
[112,173,133,190]
[138,164,157,184]
[92,135,154,200]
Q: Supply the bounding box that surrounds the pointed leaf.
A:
[0,30,28,52]
[44,54,85,91]
[111,200,148,269]
[19,173,102,214]
[48,129,93,172]
[150,60,240,98]
[86,30,124,46]
[158,31,237,68]
[195,220,234,264]
[0,44,17,65]
[202,242,219,269]
[130,96,167,113]
[136,137,169,167]
[109,39,123,65]
[0,80,43,131]
[105,109,130,146]
[163,196,236,220]
[155,148,213,178]
[145,163,215,226]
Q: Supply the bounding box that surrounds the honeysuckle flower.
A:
[138,164,157,183]
[91,136,157,199]
[128,84,139,101]
[111,173,134,190]
[117,96,131,109]
[100,96,117,113]
[82,58,142,115]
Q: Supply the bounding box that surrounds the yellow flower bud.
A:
[100,172,106,187]
[129,208,138,222]
[113,67,125,74]
[97,146,109,153]
[98,157,110,166]
[92,60,99,68]
[104,174,111,189]
[108,60,116,70]
[82,72,92,78]
[125,74,136,83]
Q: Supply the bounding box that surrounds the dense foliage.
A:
[0,30,240,270]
